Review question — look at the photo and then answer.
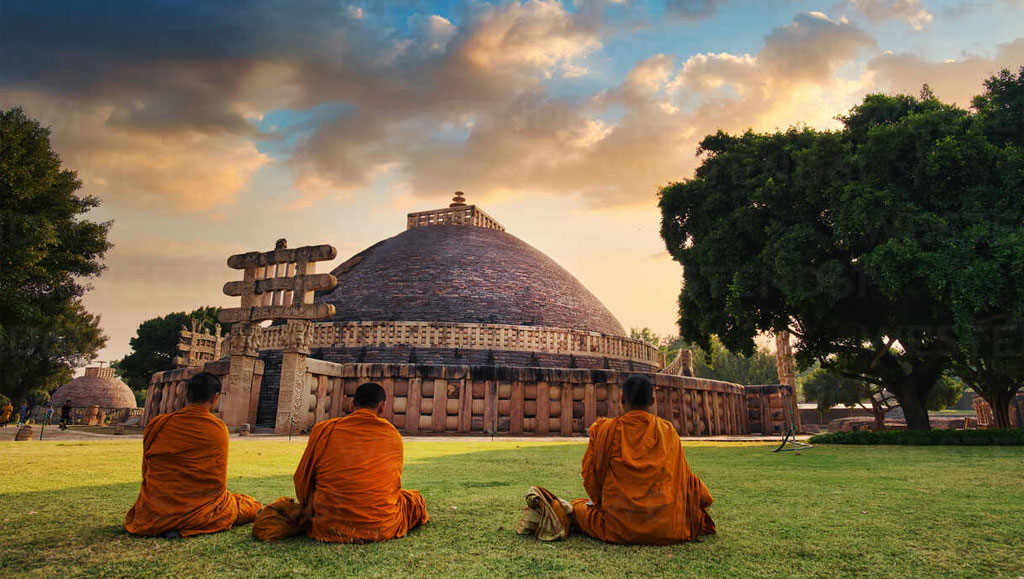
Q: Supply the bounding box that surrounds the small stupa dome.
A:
[51,366,137,408]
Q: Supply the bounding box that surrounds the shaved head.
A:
[353,382,386,410]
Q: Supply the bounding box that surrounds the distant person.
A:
[125,372,261,538]
[44,402,54,425]
[0,401,12,427]
[283,382,428,543]
[17,401,30,427]
[60,400,73,430]
[519,375,716,544]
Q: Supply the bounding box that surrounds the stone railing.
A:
[283,363,748,436]
[142,359,264,427]
[743,384,800,435]
[257,321,661,367]
[406,205,505,232]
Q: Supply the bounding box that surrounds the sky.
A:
[2,0,1024,366]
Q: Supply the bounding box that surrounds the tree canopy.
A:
[631,328,778,385]
[0,107,110,404]
[114,306,225,390]
[659,68,1024,430]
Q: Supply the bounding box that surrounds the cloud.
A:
[759,12,876,81]
[295,10,877,207]
[847,0,934,30]
[868,38,1024,106]
[0,90,270,212]
[664,0,726,20]
[0,1,883,213]
[672,12,875,133]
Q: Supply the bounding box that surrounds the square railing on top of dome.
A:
[253,321,662,366]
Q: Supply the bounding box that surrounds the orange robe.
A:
[294,408,428,543]
[571,410,716,545]
[125,404,261,537]
[0,403,12,424]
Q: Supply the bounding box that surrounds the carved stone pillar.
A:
[774,331,801,432]
[275,320,314,435]
[222,322,261,427]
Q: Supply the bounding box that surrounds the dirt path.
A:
[1,425,801,444]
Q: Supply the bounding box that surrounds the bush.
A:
[809,429,1024,446]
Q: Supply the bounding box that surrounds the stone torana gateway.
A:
[143,194,797,436]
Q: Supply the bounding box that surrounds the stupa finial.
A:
[449,191,467,208]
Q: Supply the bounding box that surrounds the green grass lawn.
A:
[1,439,1021,578]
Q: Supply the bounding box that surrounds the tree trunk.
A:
[984,391,1014,430]
[870,399,887,431]
[893,378,932,431]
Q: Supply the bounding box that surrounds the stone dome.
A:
[51,367,137,408]
[315,224,626,337]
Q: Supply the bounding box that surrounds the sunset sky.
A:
[3,0,1024,365]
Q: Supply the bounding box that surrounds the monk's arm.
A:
[293,424,322,505]
[581,433,603,504]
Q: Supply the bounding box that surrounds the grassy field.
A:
[1,439,1021,578]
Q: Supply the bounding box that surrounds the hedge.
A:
[808,428,1024,446]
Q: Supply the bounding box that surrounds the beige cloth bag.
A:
[515,486,572,541]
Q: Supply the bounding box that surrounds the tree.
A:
[972,66,1024,148]
[659,70,1024,430]
[0,108,111,403]
[803,367,962,430]
[631,328,778,385]
[682,335,779,385]
[114,306,226,390]
[953,317,1024,429]
[949,67,1024,429]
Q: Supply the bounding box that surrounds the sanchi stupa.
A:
[142,194,798,436]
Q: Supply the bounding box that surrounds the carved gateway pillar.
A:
[275,319,315,434]
[218,239,337,430]
[774,331,802,433]
[222,321,262,426]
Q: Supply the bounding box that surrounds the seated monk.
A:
[294,382,428,543]
[570,374,716,545]
[125,372,261,537]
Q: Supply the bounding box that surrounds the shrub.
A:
[809,429,1024,446]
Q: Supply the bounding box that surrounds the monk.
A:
[125,372,261,538]
[294,382,428,543]
[570,374,716,545]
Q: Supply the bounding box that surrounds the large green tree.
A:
[0,108,110,403]
[659,70,1024,430]
[114,306,225,390]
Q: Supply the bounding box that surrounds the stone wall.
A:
[280,362,748,436]
[142,359,265,427]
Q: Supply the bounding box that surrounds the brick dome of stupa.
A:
[315,206,625,337]
[51,366,137,408]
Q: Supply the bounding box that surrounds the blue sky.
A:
[2,0,1022,363]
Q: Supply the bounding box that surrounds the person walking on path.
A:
[60,400,73,430]
[17,400,30,427]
